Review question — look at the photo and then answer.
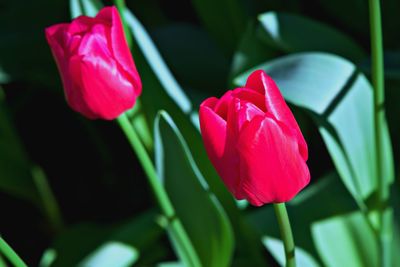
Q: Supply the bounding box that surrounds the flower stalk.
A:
[274,203,296,267]
[117,113,200,267]
[0,237,27,267]
[368,0,391,266]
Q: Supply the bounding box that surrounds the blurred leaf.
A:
[0,95,39,204]
[248,172,358,264]
[235,53,394,206]
[0,0,67,86]
[257,12,365,62]
[230,22,279,82]
[50,210,164,267]
[311,211,378,267]
[262,237,320,267]
[39,249,57,267]
[78,242,139,267]
[157,262,184,267]
[154,111,234,267]
[190,0,247,54]
[70,0,102,18]
[151,23,229,93]
[361,51,400,81]
[124,9,192,114]
[315,0,368,35]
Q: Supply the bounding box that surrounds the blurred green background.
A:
[0,0,399,266]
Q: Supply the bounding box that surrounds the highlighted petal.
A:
[237,115,310,205]
[245,70,308,160]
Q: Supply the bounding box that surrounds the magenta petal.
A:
[199,101,244,199]
[96,6,142,96]
[213,90,234,121]
[245,70,308,160]
[237,115,310,205]
[68,53,135,120]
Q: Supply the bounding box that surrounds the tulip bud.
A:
[45,6,141,120]
[199,70,310,206]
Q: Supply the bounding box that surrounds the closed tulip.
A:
[45,6,141,120]
[199,70,310,206]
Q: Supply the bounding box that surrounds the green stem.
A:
[117,113,200,267]
[273,203,296,267]
[0,237,27,267]
[368,0,391,266]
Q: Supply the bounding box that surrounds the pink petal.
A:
[213,90,233,121]
[199,101,244,199]
[67,51,136,120]
[96,6,142,96]
[226,97,264,135]
[232,87,266,112]
[237,115,310,205]
[245,70,308,160]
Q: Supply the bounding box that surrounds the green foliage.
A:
[154,111,234,267]
[0,0,399,266]
[48,210,164,266]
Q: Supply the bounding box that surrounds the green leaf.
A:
[78,242,139,267]
[258,12,365,62]
[189,0,246,54]
[235,53,394,206]
[0,97,39,204]
[50,210,164,267]
[122,7,239,215]
[311,211,378,267]
[154,111,234,267]
[230,22,279,82]
[262,237,320,267]
[157,263,184,267]
[248,172,358,265]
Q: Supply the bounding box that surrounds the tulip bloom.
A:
[199,70,310,206]
[45,6,141,120]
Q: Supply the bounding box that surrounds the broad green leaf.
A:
[154,111,234,267]
[262,237,320,267]
[190,0,246,54]
[311,211,378,267]
[78,242,139,267]
[157,263,184,267]
[248,172,358,264]
[235,53,394,206]
[258,12,365,62]
[122,7,240,216]
[50,210,164,267]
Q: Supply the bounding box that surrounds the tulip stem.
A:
[117,113,200,267]
[368,0,391,266]
[273,203,296,267]
[0,237,27,267]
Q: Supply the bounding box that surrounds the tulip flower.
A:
[45,6,141,120]
[199,70,310,206]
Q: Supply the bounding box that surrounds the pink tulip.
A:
[199,70,310,206]
[45,6,141,120]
